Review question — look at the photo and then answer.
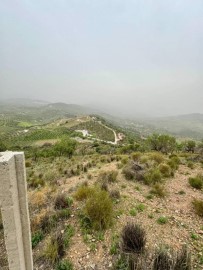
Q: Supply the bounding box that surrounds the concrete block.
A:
[0,152,33,270]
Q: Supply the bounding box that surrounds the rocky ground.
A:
[1,160,203,270]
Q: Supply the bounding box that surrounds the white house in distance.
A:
[76,129,89,137]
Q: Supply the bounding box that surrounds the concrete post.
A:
[0,152,33,270]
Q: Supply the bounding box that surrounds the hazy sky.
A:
[1,0,203,116]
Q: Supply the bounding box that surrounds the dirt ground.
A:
[1,162,203,270]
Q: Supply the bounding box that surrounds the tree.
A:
[185,140,196,153]
[147,133,176,154]
[54,137,77,157]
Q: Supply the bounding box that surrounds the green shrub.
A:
[25,160,32,167]
[83,187,113,230]
[159,164,171,177]
[56,209,71,220]
[56,260,73,270]
[32,230,44,248]
[121,156,129,165]
[131,152,142,161]
[149,152,164,164]
[136,203,145,212]
[187,161,194,169]
[178,190,186,195]
[74,185,93,201]
[191,233,198,240]
[98,170,118,183]
[144,168,162,185]
[189,175,203,190]
[150,184,167,198]
[192,199,203,217]
[129,208,137,216]
[122,162,145,182]
[29,178,45,188]
[121,223,146,253]
[157,216,168,225]
[44,232,65,263]
[63,225,75,248]
[40,212,58,233]
[110,234,119,255]
[167,156,180,171]
[122,166,135,180]
[113,255,128,269]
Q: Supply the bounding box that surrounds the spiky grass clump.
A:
[54,194,73,210]
[99,170,118,183]
[121,223,146,254]
[174,246,191,270]
[44,232,65,264]
[159,164,171,177]
[192,199,203,217]
[189,174,203,190]
[153,248,173,270]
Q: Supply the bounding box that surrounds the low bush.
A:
[25,160,32,167]
[150,184,167,198]
[28,177,45,188]
[122,166,135,180]
[109,189,121,200]
[83,187,113,230]
[56,209,71,220]
[167,157,180,171]
[159,164,171,177]
[122,162,145,182]
[74,185,93,201]
[144,168,162,185]
[131,152,142,162]
[136,203,145,212]
[63,225,75,248]
[44,232,65,264]
[129,208,137,216]
[54,194,73,210]
[153,248,173,270]
[98,170,118,183]
[56,260,73,270]
[157,216,168,225]
[192,199,203,217]
[189,174,203,190]
[187,161,195,169]
[174,246,191,270]
[121,223,146,254]
[110,234,119,255]
[32,230,44,248]
[149,152,164,164]
[40,212,58,233]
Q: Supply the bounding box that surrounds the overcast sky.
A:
[0,0,203,116]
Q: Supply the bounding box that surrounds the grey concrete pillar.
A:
[0,152,33,270]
